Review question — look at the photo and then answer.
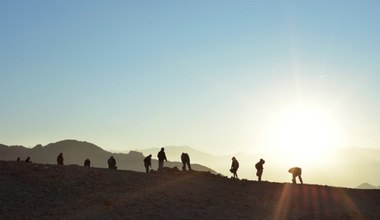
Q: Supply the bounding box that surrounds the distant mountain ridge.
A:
[356,183,379,189]
[1,140,380,188]
[0,140,217,174]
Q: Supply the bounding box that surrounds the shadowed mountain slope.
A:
[1,161,379,219]
[0,140,216,174]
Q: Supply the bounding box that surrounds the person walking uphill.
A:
[157,147,167,171]
[230,157,239,179]
[288,167,303,184]
[144,154,152,173]
[181,153,192,171]
[255,159,265,182]
[57,153,63,165]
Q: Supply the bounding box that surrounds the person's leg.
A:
[187,161,192,171]
[158,160,163,170]
[233,170,238,178]
[258,169,262,181]
[298,175,303,184]
[182,161,186,171]
[292,173,297,184]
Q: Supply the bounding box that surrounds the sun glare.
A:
[270,104,340,163]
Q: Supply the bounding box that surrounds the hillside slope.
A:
[1,161,379,219]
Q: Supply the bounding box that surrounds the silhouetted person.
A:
[108,156,117,169]
[84,159,91,167]
[144,154,152,173]
[157,147,167,171]
[230,157,239,179]
[24,157,31,163]
[289,167,303,184]
[17,157,20,162]
[255,159,265,182]
[57,153,64,165]
[181,153,192,171]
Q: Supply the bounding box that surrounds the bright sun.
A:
[270,104,340,163]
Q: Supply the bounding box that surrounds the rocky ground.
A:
[1,160,380,220]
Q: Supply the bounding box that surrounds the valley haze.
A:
[1,139,379,188]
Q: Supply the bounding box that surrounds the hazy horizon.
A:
[2,139,379,188]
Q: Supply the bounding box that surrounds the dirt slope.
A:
[1,161,379,220]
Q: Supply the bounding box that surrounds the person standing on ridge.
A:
[255,159,265,182]
[144,154,152,173]
[84,158,91,167]
[108,156,117,169]
[157,147,167,171]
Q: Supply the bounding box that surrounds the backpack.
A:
[255,163,260,169]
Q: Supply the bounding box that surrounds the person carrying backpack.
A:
[181,153,192,171]
[230,157,239,179]
[255,159,265,182]
[289,167,303,184]
[157,148,167,171]
[144,154,152,173]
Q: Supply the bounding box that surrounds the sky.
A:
[1,0,380,157]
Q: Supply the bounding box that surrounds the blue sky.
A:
[1,0,379,154]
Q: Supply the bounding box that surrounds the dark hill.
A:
[1,161,379,219]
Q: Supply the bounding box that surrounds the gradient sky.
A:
[1,0,380,155]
